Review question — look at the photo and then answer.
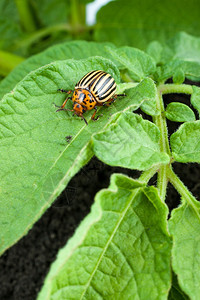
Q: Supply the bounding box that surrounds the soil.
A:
[0,92,200,300]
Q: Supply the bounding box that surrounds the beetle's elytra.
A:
[56,70,124,125]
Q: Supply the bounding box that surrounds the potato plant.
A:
[1,1,200,300]
[0,32,200,299]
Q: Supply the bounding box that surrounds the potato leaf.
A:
[169,201,200,300]
[0,56,131,255]
[165,102,195,122]
[170,121,200,162]
[92,112,170,170]
[37,173,171,300]
[106,46,156,81]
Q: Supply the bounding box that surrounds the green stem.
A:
[0,50,24,76]
[15,0,37,33]
[157,165,168,201]
[139,165,158,184]
[70,0,86,27]
[153,88,171,201]
[158,83,193,95]
[11,23,91,51]
[167,167,199,211]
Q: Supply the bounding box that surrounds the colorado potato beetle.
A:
[56,70,124,125]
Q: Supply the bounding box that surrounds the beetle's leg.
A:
[81,115,88,125]
[91,107,103,121]
[57,89,73,94]
[55,97,72,110]
[102,94,126,106]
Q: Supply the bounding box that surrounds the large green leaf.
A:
[92,112,170,170]
[37,174,171,300]
[0,40,116,99]
[0,56,132,255]
[169,201,200,300]
[94,0,200,49]
[170,121,200,163]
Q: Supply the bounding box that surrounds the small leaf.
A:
[169,201,200,300]
[107,46,156,81]
[191,86,200,115]
[37,174,171,300]
[172,69,185,84]
[165,102,195,122]
[170,121,200,162]
[92,112,170,170]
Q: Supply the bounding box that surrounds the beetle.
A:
[55,70,125,125]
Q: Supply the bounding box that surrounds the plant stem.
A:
[139,165,158,184]
[11,23,90,51]
[167,167,199,212]
[15,0,36,33]
[158,83,193,95]
[154,89,171,201]
[70,0,86,27]
[0,50,24,76]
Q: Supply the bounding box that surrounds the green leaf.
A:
[165,103,195,122]
[0,56,129,255]
[191,86,200,115]
[0,40,116,99]
[107,46,156,81]
[0,0,23,50]
[159,60,200,82]
[37,173,171,300]
[172,69,185,84]
[158,33,200,81]
[146,41,163,65]
[33,0,70,26]
[95,0,200,49]
[170,121,200,162]
[92,112,170,170]
[163,32,200,63]
[169,201,200,300]
[123,78,159,116]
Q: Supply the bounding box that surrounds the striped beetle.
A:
[56,70,124,125]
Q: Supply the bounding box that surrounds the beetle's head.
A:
[72,102,88,125]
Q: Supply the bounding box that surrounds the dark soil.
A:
[1,92,200,300]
